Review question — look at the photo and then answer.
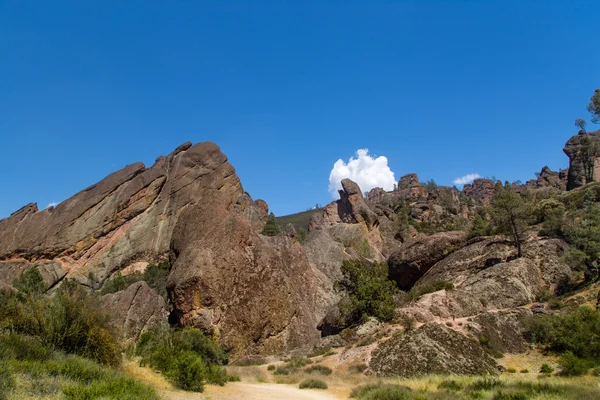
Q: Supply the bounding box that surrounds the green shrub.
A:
[299,379,328,390]
[100,261,170,298]
[540,364,554,374]
[1,274,121,366]
[558,351,593,376]
[267,365,275,371]
[335,260,397,326]
[165,351,207,392]
[135,326,228,391]
[519,369,529,373]
[261,212,281,236]
[274,366,292,375]
[506,368,516,373]
[0,361,15,400]
[0,333,52,361]
[525,306,600,364]
[12,268,46,296]
[304,365,332,376]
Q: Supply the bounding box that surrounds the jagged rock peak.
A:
[563,129,600,190]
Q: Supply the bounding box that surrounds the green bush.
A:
[2,274,121,366]
[267,365,275,371]
[135,327,228,392]
[299,379,328,390]
[165,351,207,392]
[304,365,332,376]
[506,368,516,373]
[540,364,554,374]
[274,366,292,375]
[12,268,46,296]
[335,260,397,326]
[519,369,529,373]
[558,351,594,376]
[525,306,600,365]
[261,212,281,236]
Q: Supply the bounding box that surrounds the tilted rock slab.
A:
[0,142,319,355]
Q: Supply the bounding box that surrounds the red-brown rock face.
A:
[0,142,318,355]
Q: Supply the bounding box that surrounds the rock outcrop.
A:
[400,236,573,321]
[369,323,499,377]
[101,281,169,342]
[0,142,317,355]
[564,130,600,190]
[388,231,467,290]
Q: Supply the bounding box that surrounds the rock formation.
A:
[369,323,499,377]
[0,142,318,355]
[564,130,600,190]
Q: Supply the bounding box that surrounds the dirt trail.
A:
[162,382,343,400]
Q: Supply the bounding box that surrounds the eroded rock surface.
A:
[369,323,499,377]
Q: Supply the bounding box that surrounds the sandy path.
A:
[162,382,342,400]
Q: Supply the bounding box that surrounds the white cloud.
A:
[328,149,396,197]
[46,202,58,209]
[453,173,481,185]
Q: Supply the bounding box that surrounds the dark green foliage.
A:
[335,260,397,326]
[2,275,120,366]
[525,306,600,369]
[267,364,275,371]
[274,366,292,375]
[539,363,554,374]
[304,365,332,376]
[575,118,587,132]
[299,379,328,390]
[100,261,170,297]
[564,189,600,281]
[135,327,228,392]
[165,351,207,392]
[423,179,438,191]
[558,351,594,376]
[261,212,281,236]
[12,268,46,296]
[506,368,517,373]
[587,88,600,124]
[490,184,533,257]
[285,356,312,369]
[537,198,566,237]
[469,213,492,239]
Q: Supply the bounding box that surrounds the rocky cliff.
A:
[564,129,600,190]
[0,142,319,356]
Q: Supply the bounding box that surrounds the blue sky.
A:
[1,1,599,219]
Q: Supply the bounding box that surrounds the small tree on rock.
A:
[261,212,281,236]
[490,184,532,258]
[575,118,587,133]
[587,88,600,124]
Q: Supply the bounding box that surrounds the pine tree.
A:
[261,212,280,236]
[490,184,532,258]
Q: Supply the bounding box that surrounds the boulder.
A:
[369,323,499,377]
[463,179,496,205]
[388,231,467,290]
[469,308,533,353]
